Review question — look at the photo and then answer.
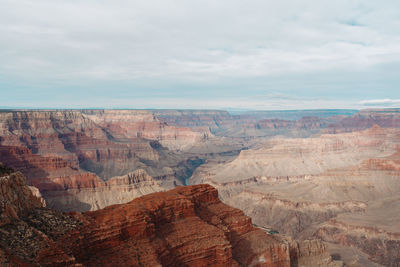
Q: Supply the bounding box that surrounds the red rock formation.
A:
[0,110,208,211]
[1,174,296,266]
[0,145,105,191]
[325,109,400,133]
[0,171,44,226]
[82,110,204,149]
[57,184,290,267]
[154,110,355,139]
[106,168,158,186]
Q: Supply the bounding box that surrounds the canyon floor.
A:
[1,108,400,266]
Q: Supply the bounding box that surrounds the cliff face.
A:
[82,109,205,150]
[0,170,82,266]
[1,173,312,266]
[0,171,44,227]
[155,110,352,138]
[315,219,400,267]
[156,108,400,138]
[1,108,399,265]
[43,169,165,212]
[0,110,214,211]
[325,109,400,133]
[2,109,396,213]
[190,126,400,266]
[65,184,291,267]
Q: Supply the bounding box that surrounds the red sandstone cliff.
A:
[61,184,292,267]
[0,170,44,227]
[325,109,400,133]
[0,110,212,211]
[0,173,296,266]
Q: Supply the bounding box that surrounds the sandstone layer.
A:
[190,126,400,266]
[0,170,341,266]
[1,108,400,266]
[0,110,227,211]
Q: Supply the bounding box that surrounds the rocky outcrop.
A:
[154,109,233,132]
[315,219,400,267]
[43,169,166,212]
[0,110,216,211]
[190,126,400,266]
[1,173,307,266]
[0,162,13,177]
[63,184,291,266]
[288,239,343,267]
[326,108,400,133]
[0,171,44,226]
[155,109,356,138]
[221,189,367,238]
[82,109,205,150]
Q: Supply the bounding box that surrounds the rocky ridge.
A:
[0,169,341,266]
[190,126,400,266]
[0,110,226,211]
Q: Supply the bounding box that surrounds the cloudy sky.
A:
[1,0,400,110]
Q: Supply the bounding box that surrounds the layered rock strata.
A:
[0,172,335,266]
[0,171,44,226]
[190,126,400,266]
[0,110,215,211]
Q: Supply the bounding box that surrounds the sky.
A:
[1,0,400,110]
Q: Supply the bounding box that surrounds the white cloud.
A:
[1,0,400,82]
[1,0,400,110]
[359,99,400,107]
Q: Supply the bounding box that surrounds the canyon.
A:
[0,108,400,266]
[0,169,342,266]
[189,125,400,266]
[0,110,232,211]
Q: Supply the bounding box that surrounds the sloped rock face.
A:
[0,110,212,211]
[190,126,400,266]
[64,184,291,267]
[1,175,297,266]
[0,171,44,226]
[0,162,13,177]
[287,239,343,267]
[0,110,159,181]
[0,170,76,266]
[315,219,400,267]
[154,109,233,132]
[325,108,400,133]
[82,109,205,150]
[43,169,165,212]
[154,109,353,138]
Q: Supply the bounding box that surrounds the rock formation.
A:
[325,108,400,133]
[1,108,400,266]
[0,169,342,266]
[0,110,222,211]
[190,126,400,266]
[155,109,356,138]
[0,170,44,227]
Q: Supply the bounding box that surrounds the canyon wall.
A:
[0,172,341,266]
[1,108,400,265]
[190,126,400,266]
[0,170,44,227]
[0,110,223,211]
[155,109,357,138]
[325,109,400,133]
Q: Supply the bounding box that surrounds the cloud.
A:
[1,0,400,81]
[359,99,400,107]
[0,0,400,109]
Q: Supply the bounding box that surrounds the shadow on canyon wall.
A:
[0,145,91,211]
